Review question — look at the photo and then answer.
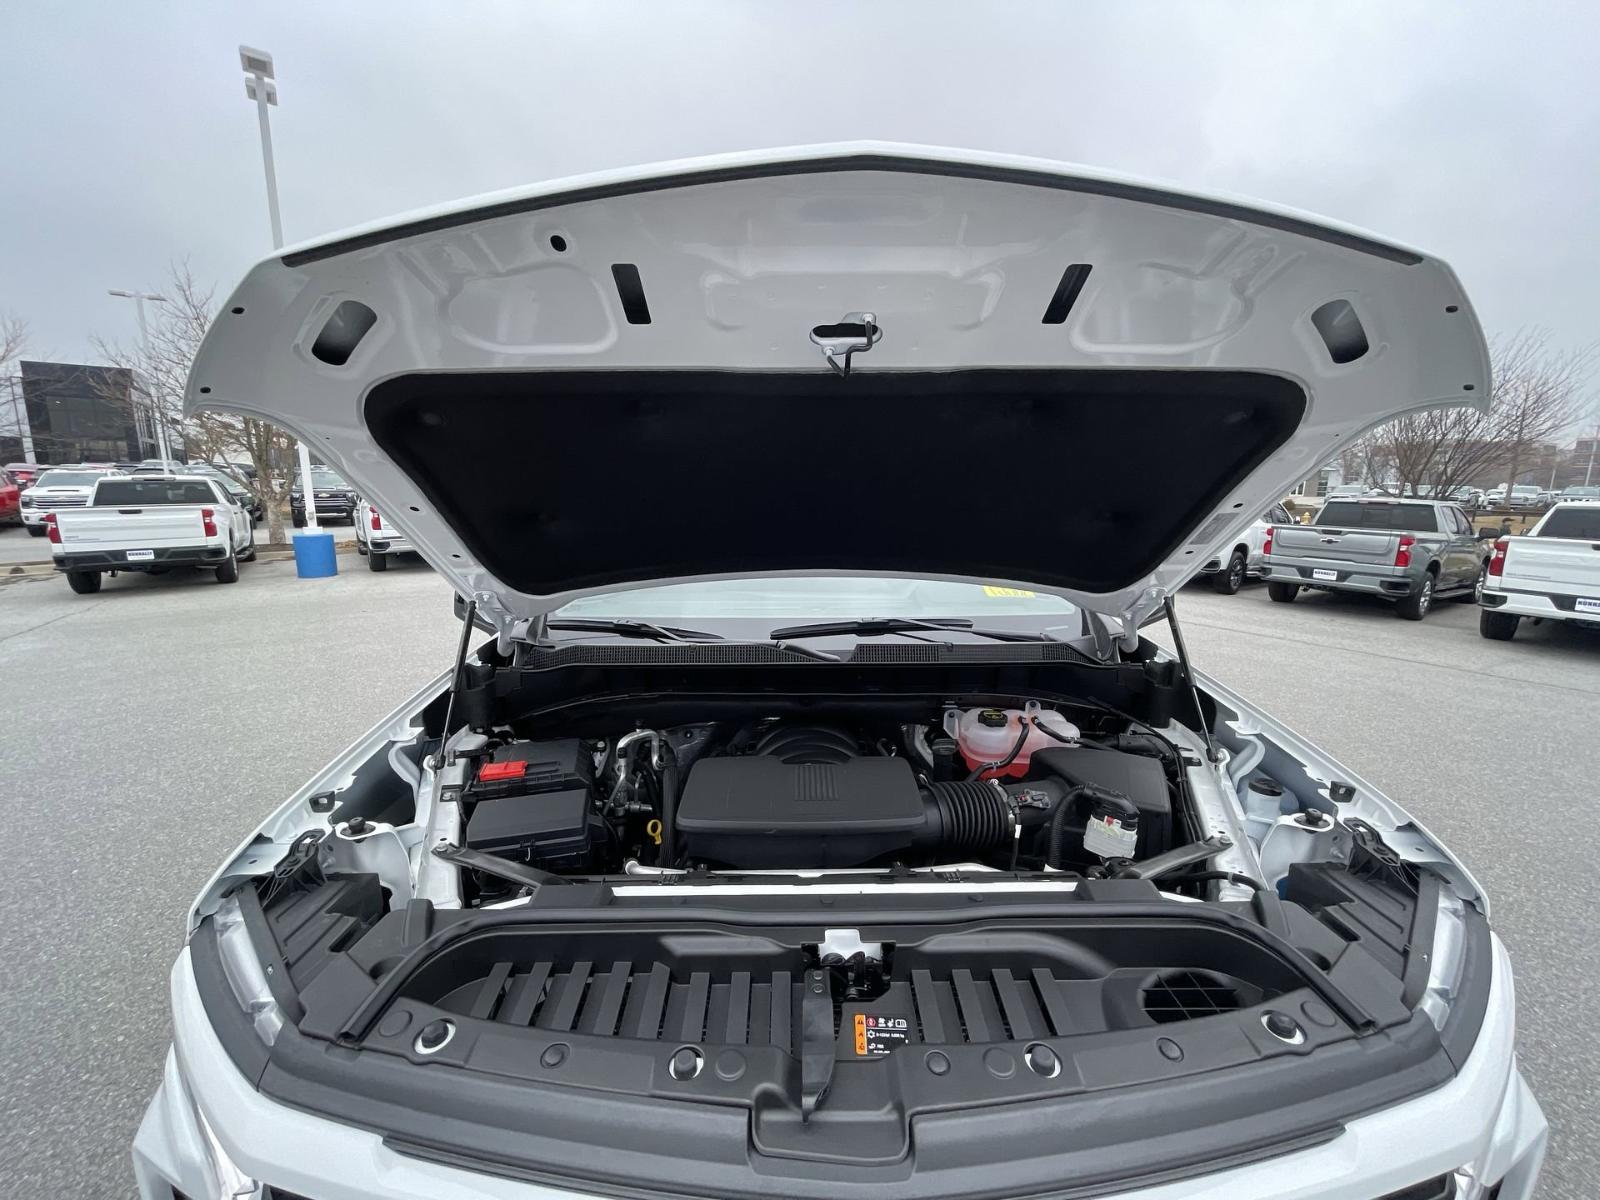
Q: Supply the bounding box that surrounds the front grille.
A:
[30,495,87,509]
[423,959,1230,1048]
[1378,1175,1454,1200]
[1139,969,1248,1024]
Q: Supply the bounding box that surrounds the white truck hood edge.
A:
[184,142,1489,635]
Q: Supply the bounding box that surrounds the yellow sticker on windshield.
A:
[983,586,1036,598]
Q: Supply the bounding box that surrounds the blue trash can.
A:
[292,531,338,578]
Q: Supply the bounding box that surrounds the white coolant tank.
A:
[944,701,1079,779]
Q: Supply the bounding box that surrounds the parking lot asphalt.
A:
[0,560,1594,1196]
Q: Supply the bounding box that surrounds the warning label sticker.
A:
[852,1012,911,1057]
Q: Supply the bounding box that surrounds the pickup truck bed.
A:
[49,475,255,594]
[1480,502,1600,640]
[1261,498,1488,620]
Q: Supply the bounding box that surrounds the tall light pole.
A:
[238,45,318,531]
[108,289,172,464]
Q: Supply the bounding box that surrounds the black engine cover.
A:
[676,756,924,868]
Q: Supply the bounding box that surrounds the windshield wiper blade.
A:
[767,617,1054,644]
[545,618,726,643]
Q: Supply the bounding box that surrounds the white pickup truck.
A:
[1479,500,1600,640]
[48,474,256,595]
[353,497,414,572]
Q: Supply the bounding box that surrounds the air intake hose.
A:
[918,781,1014,853]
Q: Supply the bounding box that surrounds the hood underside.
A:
[186,142,1490,633]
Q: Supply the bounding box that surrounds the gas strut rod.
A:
[1162,595,1220,764]
[430,596,477,770]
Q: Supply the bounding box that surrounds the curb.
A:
[1,538,359,580]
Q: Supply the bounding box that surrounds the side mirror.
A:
[1476,528,1498,541]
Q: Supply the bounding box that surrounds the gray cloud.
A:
[3,0,1596,376]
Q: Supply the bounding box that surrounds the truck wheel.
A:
[216,551,240,584]
[291,512,305,529]
[26,524,45,537]
[66,570,102,595]
[1212,549,1247,595]
[368,550,388,572]
[1479,609,1519,641]
[1458,563,1488,603]
[1396,573,1434,620]
[1266,581,1300,603]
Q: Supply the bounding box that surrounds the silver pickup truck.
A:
[1261,498,1490,619]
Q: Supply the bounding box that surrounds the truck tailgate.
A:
[1273,524,1398,564]
[54,506,211,549]
[1502,537,1600,598]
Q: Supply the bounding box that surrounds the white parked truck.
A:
[48,474,256,594]
[1479,500,1600,640]
[353,497,414,572]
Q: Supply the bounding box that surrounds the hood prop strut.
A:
[429,597,477,770]
[1162,595,1220,764]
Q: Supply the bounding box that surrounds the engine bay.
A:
[450,699,1198,901]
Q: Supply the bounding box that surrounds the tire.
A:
[291,512,306,529]
[1395,573,1435,621]
[1459,562,1489,604]
[215,550,239,584]
[1479,609,1519,641]
[368,550,388,572]
[1267,581,1300,603]
[26,524,45,537]
[1211,549,1247,595]
[66,570,101,595]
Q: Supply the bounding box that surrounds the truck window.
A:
[93,480,219,506]
[1313,502,1439,532]
[1537,508,1600,540]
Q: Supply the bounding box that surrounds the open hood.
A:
[186,142,1488,636]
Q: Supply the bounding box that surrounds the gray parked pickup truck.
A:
[1261,498,1491,619]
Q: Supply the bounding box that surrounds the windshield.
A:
[296,469,348,489]
[554,576,1081,627]
[1538,508,1600,539]
[93,479,217,505]
[35,470,106,487]
[1315,501,1439,532]
[1560,487,1599,498]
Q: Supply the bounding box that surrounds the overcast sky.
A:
[2,0,1596,389]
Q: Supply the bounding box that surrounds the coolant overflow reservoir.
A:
[944,702,1079,779]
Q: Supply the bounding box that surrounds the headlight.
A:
[1419,888,1468,1030]
[20,494,32,507]
[213,894,283,1046]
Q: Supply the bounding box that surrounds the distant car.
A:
[1480,501,1600,640]
[4,462,45,490]
[1508,485,1541,509]
[179,462,263,523]
[1323,484,1365,500]
[1558,486,1600,502]
[353,498,415,571]
[18,466,122,536]
[0,469,20,524]
[290,466,357,526]
[1198,503,1292,594]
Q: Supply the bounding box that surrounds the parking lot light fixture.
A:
[236,44,318,532]
[107,289,173,466]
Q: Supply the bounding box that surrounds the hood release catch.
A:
[810,312,882,376]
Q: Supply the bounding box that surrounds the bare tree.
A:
[92,265,303,543]
[1,312,32,462]
[1344,330,1594,499]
